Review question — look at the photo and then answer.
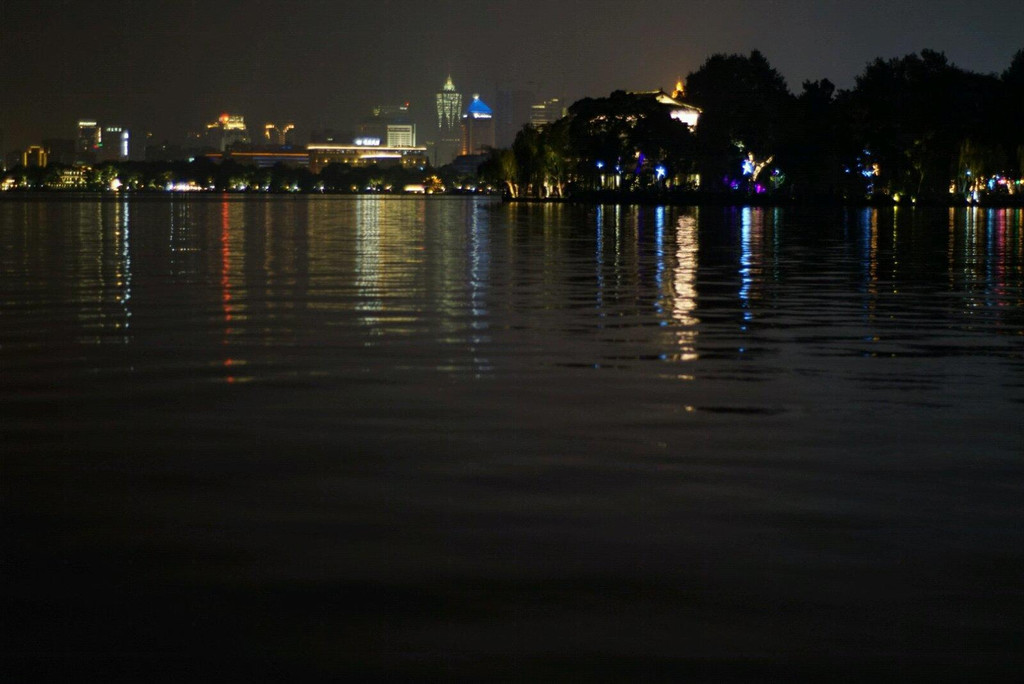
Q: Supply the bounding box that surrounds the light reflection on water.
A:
[2,196,1023,675]
[2,196,1021,405]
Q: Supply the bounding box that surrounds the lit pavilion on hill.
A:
[630,81,702,129]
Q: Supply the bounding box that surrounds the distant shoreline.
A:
[507,194,1024,209]
[1,190,1023,208]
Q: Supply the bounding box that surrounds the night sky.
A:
[1,0,1021,150]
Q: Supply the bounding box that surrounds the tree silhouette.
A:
[685,50,794,189]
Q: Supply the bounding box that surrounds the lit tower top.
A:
[205,113,250,151]
[465,94,493,119]
[673,79,685,99]
[436,75,463,133]
[215,113,247,131]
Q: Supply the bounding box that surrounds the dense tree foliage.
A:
[685,50,794,188]
[845,50,1004,199]
[487,48,1024,203]
[480,91,696,198]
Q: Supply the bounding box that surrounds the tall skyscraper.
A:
[460,94,495,156]
[357,104,416,147]
[205,113,249,151]
[495,88,535,148]
[98,126,130,162]
[22,145,48,168]
[435,75,463,166]
[77,120,101,163]
[263,123,296,147]
[75,120,129,163]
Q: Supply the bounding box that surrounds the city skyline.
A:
[1,0,1022,151]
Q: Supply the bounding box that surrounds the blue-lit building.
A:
[460,94,495,156]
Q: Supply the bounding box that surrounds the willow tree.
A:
[479,148,519,198]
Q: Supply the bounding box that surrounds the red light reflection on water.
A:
[221,200,235,383]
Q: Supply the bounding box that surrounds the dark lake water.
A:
[2,196,1023,680]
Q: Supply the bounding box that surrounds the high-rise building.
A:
[460,95,495,156]
[205,113,250,151]
[435,75,463,166]
[76,120,101,163]
[22,145,48,168]
[98,126,130,162]
[529,98,566,127]
[386,124,416,147]
[495,88,535,148]
[75,120,129,163]
[264,123,296,147]
[356,103,416,148]
[373,103,410,120]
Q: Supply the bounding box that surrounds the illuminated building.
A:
[206,113,250,151]
[357,103,417,148]
[98,126,130,162]
[460,95,495,156]
[77,120,101,152]
[264,123,296,147]
[75,121,130,163]
[46,167,88,189]
[529,98,566,127]
[435,75,463,165]
[22,145,48,168]
[636,87,701,129]
[307,144,429,173]
[373,103,413,128]
[386,124,416,147]
[77,120,101,163]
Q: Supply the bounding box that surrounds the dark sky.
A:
[1,0,1021,150]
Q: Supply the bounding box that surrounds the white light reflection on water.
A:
[595,204,605,312]
[355,196,384,332]
[738,206,764,336]
[467,202,492,376]
[671,213,699,363]
[116,199,132,343]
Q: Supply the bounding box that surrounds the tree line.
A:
[480,49,1024,203]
